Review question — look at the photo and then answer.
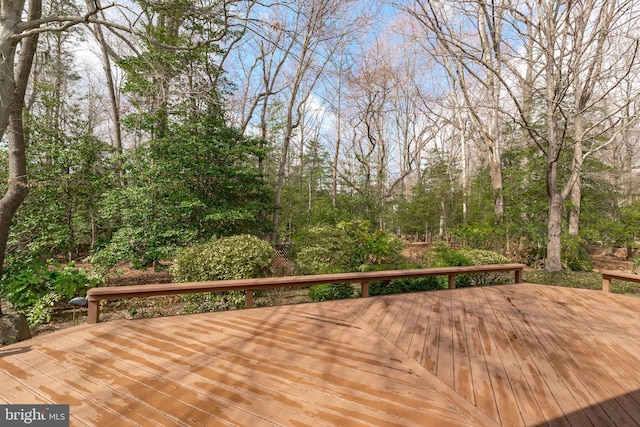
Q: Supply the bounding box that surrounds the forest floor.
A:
[8,249,637,338]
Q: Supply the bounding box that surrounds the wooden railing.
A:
[86,263,526,323]
[601,270,640,292]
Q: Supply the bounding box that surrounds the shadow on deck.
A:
[1,283,639,426]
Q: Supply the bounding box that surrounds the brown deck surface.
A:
[1,283,639,426]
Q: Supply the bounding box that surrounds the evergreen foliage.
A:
[293,220,405,274]
[171,235,274,312]
[308,283,354,302]
[368,276,445,296]
[423,242,512,287]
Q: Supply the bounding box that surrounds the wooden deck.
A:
[1,283,639,426]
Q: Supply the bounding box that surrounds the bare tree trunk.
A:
[568,112,584,236]
[543,11,563,272]
[546,193,564,271]
[478,4,504,218]
[91,1,123,153]
[0,0,41,316]
[272,0,342,242]
[458,111,468,219]
[439,200,446,238]
[332,50,344,208]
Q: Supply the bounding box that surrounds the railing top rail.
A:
[87,263,525,301]
[85,263,525,323]
[601,270,640,280]
[601,270,640,292]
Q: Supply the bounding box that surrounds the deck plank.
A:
[519,286,640,426]
[450,291,474,405]
[1,283,640,426]
[481,286,572,427]
[420,292,443,372]
[469,287,525,427]
[344,284,640,427]
[459,291,500,423]
[479,286,572,427]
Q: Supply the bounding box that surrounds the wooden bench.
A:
[601,270,640,292]
[86,263,525,323]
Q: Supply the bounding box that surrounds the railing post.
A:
[361,281,369,298]
[448,274,456,289]
[515,269,523,283]
[88,300,100,324]
[246,290,254,308]
[602,276,611,293]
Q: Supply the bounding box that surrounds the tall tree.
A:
[99,0,271,263]
[0,1,243,315]
[406,0,506,219]
[405,0,640,270]
[0,0,42,316]
[228,0,374,241]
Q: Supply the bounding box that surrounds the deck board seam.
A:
[57,336,328,427]
[77,310,478,427]
[1,354,134,427]
[341,297,500,427]
[526,285,640,425]
[511,285,629,425]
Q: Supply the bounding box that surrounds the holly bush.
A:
[171,235,274,312]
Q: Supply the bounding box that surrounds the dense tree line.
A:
[1,0,639,299]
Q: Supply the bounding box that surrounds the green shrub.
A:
[171,235,274,312]
[90,222,195,269]
[27,292,59,326]
[561,234,592,271]
[423,243,512,287]
[172,235,273,282]
[294,225,355,274]
[308,283,354,302]
[369,276,445,296]
[294,221,406,274]
[458,248,511,265]
[458,248,512,285]
[338,220,406,268]
[1,261,101,326]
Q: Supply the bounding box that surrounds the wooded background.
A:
[1,0,639,278]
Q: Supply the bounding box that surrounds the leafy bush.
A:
[1,262,101,326]
[338,220,406,267]
[90,224,192,269]
[423,243,512,287]
[422,242,472,287]
[294,220,406,274]
[456,248,511,285]
[172,235,274,281]
[561,234,592,271]
[369,276,445,296]
[27,293,59,326]
[171,235,274,312]
[294,225,355,274]
[458,248,511,265]
[308,283,354,302]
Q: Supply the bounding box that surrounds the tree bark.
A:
[0,0,41,316]
[568,113,584,236]
[546,193,564,272]
[91,2,122,153]
[332,50,343,208]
